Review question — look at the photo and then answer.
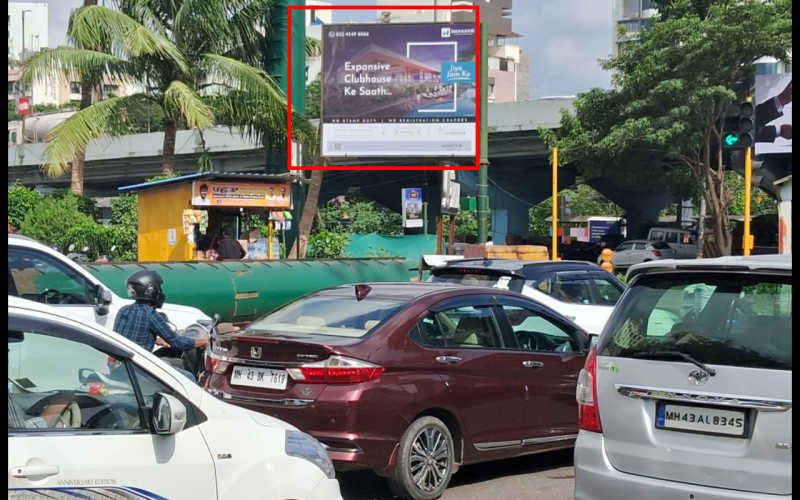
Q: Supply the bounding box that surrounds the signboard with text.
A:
[321,23,477,157]
[16,97,31,116]
[191,181,291,208]
[754,72,792,155]
[402,188,424,228]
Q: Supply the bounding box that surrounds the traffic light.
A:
[558,195,572,221]
[722,101,755,148]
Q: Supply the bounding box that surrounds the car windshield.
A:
[598,272,792,371]
[429,270,525,292]
[650,241,672,250]
[245,295,405,338]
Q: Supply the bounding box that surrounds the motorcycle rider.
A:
[112,270,208,382]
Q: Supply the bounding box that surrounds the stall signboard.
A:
[192,181,291,208]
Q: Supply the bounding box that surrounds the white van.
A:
[8,234,210,330]
[647,227,698,259]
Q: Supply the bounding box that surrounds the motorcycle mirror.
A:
[82,246,89,253]
[68,244,75,251]
[110,245,117,252]
[211,313,221,330]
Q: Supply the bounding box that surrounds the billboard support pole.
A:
[265,0,306,253]
[477,23,490,245]
[743,98,753,256]
[552,147,559,261]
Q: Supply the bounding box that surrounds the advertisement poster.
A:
[192,182,291,208]
[402,188,424,228]
[321,23,477,157]
[755,73,792,155]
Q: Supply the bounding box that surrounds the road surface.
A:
[340,448,574,500]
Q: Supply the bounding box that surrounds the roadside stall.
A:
[119,172,303,262]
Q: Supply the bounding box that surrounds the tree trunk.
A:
[69,1,97,196]
[161,119,178,176]
[290,169,324,258]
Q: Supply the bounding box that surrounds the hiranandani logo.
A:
[441,27,451,37]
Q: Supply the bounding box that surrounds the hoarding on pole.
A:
[402,188,424,228]
[754,72,792,155]
[321,23,477,158]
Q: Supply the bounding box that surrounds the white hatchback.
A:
[8,296,343,500]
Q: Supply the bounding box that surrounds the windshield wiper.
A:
[633,351,717,376]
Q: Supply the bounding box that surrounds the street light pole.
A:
[20,10,32,148]
[476,23,490,244]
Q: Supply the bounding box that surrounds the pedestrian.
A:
[112,270,207,382]
[216,226,246,260]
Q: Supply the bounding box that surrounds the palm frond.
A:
[40,94,148,177]
[306,37,321,58]
[163,80,216,129]
[20,47,133,86]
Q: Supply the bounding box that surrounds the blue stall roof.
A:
[119,172,306,193]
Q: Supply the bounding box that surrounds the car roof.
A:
[7,233,38,244]
[313,282,520,302]
[623,239,660,244]
[432,258,606,280]
[628,254,792,279]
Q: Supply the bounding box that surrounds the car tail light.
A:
[204,351,231,375]
[576,346,603,433]
[652,250,662,257]
[287,356,384,385]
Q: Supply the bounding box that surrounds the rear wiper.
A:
[633,351,717,376]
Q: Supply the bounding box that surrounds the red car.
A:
[201,283,589,500]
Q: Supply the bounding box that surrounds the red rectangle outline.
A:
[287,5,480,171]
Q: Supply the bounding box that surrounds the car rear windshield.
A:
[650,241,672,250]
[598,272,792,371]
[429,270,524,292]
[246,295,404,338]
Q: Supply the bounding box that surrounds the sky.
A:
[14,0,613,99]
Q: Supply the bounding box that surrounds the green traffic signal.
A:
[723,133,739,146]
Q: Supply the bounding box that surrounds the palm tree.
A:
[22,0,316,178]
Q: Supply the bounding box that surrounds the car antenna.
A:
[355,284,372,301]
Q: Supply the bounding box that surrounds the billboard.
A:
[321,23,477,158]
[402,188,424,228]
[191,181,291,208]
[755,72,792,155]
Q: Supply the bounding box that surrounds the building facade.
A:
[305,0,332,85]
[8,3,48,65]
[375,0,529,102]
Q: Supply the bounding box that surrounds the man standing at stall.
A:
[217,227,246,260]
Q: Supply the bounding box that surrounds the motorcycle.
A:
[154,312,221,380]
[65,244,91,263]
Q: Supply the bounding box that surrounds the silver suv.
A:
[574,255,792,500]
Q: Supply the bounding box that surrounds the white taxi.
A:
[7,296,343,500]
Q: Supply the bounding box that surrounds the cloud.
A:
[25,0,613,100]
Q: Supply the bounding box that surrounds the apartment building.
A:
[305,0,332,85]
[375,0,530,102]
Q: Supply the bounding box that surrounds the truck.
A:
[8,109,77,145]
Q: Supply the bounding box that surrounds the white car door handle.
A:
[436,356,462,364]
[523,361,544,369]
[9,465,60,478]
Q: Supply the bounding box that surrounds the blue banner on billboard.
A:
[440,62,476,84]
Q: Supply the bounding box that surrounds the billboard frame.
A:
[287,4,481,171]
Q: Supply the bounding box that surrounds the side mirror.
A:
[152,392,187,435]
[95,287,113,316]
[587,334,600,351]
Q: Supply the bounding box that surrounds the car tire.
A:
[387,416,456,500]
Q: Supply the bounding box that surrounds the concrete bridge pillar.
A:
[491,197,530,244]
[586,178,673,239]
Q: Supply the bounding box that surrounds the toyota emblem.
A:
[251,346,262,359]
[688,370,710,386]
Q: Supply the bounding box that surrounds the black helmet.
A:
[125,270,166,308]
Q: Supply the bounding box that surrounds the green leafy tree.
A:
[306,80,321,119]
[318,191,403,235]
[22,0,318,179]
[540,0,792,256]
[18,194,97,245]
[8,183,43,229]
[307,229,350,259]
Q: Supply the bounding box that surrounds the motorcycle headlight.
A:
[285,430,336,479]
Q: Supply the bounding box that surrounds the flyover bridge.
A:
[8,98,790,242]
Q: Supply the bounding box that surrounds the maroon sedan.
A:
[201,283,589,500]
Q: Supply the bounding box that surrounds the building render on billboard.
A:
[375,0,529,103]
